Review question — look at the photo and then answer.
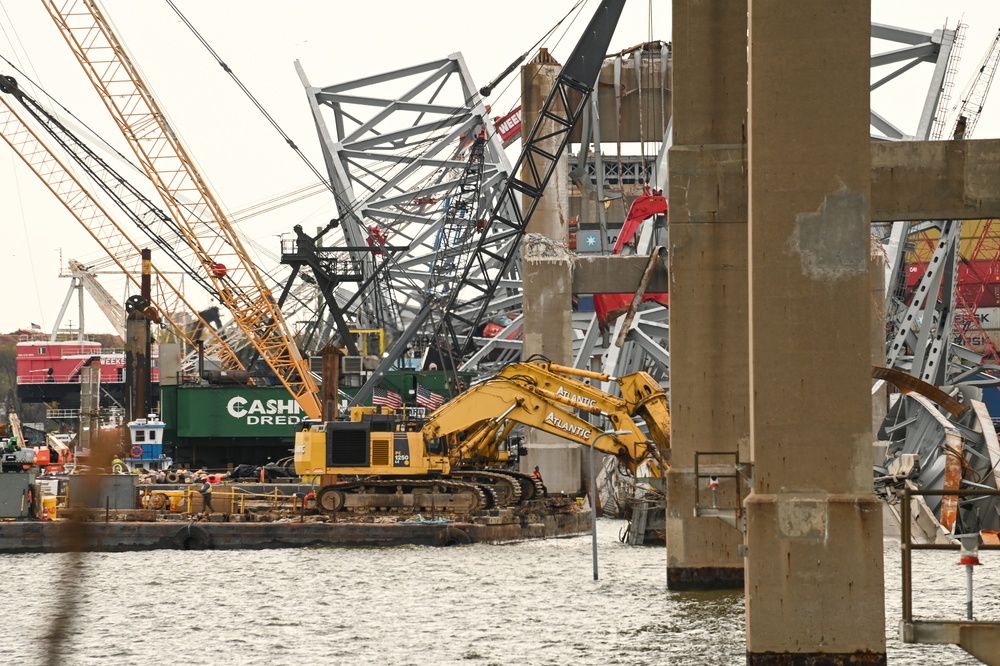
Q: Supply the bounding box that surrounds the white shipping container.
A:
[954,307,1000,331]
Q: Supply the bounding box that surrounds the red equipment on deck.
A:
[592,187,669,328]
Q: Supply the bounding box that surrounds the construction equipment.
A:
[592,187,669,328]
[294,358,669,514]
[351,0,629,402]
[42,0,624,419]
[0,414,73,473]
[0,74,244,373]
[43,0,320,418]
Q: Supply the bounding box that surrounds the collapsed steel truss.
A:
[295,55,516,355]
[874,21,1000,538]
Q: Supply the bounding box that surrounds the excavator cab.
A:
[294,420,450,478]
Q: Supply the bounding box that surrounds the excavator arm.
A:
[493,359,671,450]
[420,361,669,474]
[292,357,670,512]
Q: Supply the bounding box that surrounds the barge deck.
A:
[0,500,590,553]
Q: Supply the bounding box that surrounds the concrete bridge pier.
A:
[664,0,749,590]
[519,53,580,494]
[745,1,886,661]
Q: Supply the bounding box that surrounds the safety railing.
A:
[899,487,1000,662]
[693,451,742,530]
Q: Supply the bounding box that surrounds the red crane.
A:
[593,187,668,329]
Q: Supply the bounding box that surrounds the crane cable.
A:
[164,0,332,197]
[165,0,588,253]
[165,0,590,343]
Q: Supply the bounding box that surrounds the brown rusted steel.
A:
[747,651,886,664]
[615,247,666,349]
[666,565,745,591]
[321,345,345,421]
[901,486,913,622]
[940,438,965,532]
[872,366,968,418]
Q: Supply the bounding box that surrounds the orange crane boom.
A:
[43,0,321,418]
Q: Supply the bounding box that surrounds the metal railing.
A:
[900,487,1000,623]
[899,486,1000,664]
[693,451,742,530]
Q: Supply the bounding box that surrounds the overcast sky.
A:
[1,0,999,337]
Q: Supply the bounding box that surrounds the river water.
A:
[1,519,992,665]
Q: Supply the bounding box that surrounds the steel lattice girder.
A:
[297,54,517,345]
[288,19,963,404]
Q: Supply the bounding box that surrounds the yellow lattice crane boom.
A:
[43,0,321,418]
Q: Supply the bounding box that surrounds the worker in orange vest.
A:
[532,466,548,498]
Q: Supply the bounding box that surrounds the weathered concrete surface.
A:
[668,145,748,223]
[0,506,591,553]
[665,0,749,591]
[660,138,1000,226]
[745,0,885,661]
[519,54,581,495]
[572,254,668,294]
[745,494,886,656]
[871,138,1000,221]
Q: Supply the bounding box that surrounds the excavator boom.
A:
[294,357,668,514]
[421,360,669,474]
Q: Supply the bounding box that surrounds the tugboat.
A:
[126,414,172,472]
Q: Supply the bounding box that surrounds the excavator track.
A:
[316,478,487,514]
[500,470,545,501]
[452,470,522,506]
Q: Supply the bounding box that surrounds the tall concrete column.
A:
[745,1,885,662]
[519,52,579,493]
[665,0,749,589]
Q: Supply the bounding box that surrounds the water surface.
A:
[1,520,990,664]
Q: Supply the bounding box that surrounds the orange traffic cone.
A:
[41,506,49,521]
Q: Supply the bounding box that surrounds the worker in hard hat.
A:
[198,477,215,518]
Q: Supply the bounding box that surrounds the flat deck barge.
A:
[0,501,590,553]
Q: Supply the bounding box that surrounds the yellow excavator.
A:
[293,358,670,514]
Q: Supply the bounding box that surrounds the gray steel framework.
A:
[875,22,1000,540]
[296,54,517,351]
[289,20,963,408]
[297,0,629,408]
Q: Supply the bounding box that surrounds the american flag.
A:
[372,386,402,409]
[416,386,444,410]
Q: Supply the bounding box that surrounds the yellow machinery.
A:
[294,359,670,514]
